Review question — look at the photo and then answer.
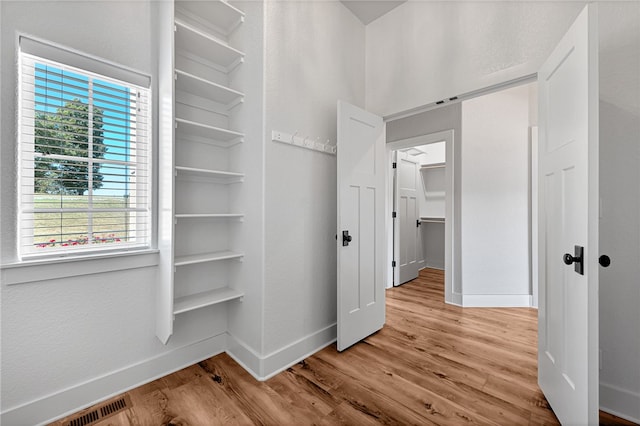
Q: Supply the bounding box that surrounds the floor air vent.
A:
[62,395,131,426]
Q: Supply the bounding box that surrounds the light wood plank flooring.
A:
[52,268,635,425]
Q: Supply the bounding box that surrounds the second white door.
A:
[396,151,421,285]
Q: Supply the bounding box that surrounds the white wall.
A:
[0,2,228,423]
[460,84,531,300]
[598,3,640,421]
[599,100,640,422]
[226,0,267,375]
[261,0,365,370]
[365,1,584,116]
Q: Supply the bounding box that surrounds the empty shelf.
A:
[420,217,445,223]
[173,287,244,315]
[175,165,244,181]
[421,163,446,170]
[174,250,244,266]
[175,1,244,36]
[175,118,244,143]
[175,69,244,106]
[175,213,244,219]
[175,19,244,69]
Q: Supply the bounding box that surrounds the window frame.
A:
[17,36,153,261]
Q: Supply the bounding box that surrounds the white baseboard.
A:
[261,323,336,380]
[600,381,640,424]
[462,294,531,307]
[227,324,337,381]
[226,333,263,381]
[0,333,227,426]
[447,291,463,306]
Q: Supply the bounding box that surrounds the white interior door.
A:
[337,100,386,352]
[396,151,420,285]
[538,5,599,425]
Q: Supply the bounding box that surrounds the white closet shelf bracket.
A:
[272,130,336,155]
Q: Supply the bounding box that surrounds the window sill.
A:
[1,249,160,285]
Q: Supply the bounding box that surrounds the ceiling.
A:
[340,0,407,25]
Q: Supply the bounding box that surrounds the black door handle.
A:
[599,255,611,267]
[563,245,584,275]
[342,230,352,246]
[416,219,421,228]
[563,253,580,265]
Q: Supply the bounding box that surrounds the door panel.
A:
[337,101,386,351]
[397,151,420,284]
[538,5,598,425]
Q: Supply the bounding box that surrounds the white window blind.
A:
[18,45,151,259]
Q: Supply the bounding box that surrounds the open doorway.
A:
[394,141,446,285]
[386,129,455,303]
[386,82,538,308]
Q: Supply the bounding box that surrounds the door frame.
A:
[386,130,456,304]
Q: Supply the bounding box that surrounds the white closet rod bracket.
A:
[271,130,336,155]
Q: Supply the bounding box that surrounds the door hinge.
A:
[392,162,397,169]
[392,211,397,218]
[392,260,396,268]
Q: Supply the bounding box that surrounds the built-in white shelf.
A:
[174,250,244,267]
[175,118,244,144]
[175,69,244,107]
[175,213,244,219]
[420,217,445,224]
[173,286,244,315]
[157,0,247,345]
[420,163,446,170]
[174,19,244,70]
[175,165,244,183]
[175,0,245,37]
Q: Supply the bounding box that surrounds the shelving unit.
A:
[174,19,244,70]
[419,162,446,270]
[175,69,244,107]
[420,162,445,170]
[157,0,247,344]
[174,250,244,267]
[175,0,244,37]
[175,213,244,219]
[173,287,244,315]
[175,165,244,182]
[175,118,244,144]
[420,217,445,224]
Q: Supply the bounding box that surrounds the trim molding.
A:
[227,324,337,381]
[226,333,263,380]
[2,250,159,285]
[600,381,640,424]
[383,74,537,122]
[0,334,227,426]
[261,323,336,380]
[448,292,463,306]
[462,294,531,308]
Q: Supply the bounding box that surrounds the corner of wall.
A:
[227,324,336,381]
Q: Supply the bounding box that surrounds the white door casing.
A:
[337,100,386,352]
[538,5,599,425]
[397,151,421,285]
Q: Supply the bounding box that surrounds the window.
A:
[18,38,151,259]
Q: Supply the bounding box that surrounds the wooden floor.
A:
[53,269,636,426]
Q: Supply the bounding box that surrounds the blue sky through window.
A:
[34,63,133,197]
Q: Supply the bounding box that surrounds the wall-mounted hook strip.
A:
[271,130,336,155]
